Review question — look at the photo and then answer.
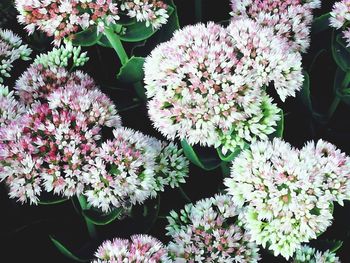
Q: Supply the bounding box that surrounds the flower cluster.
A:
[293,245,341,263]
[230,0,321,52]
[144,21,302,154]
[92,234,170,263]
[0,85,25,129]
[120,0,169,29]
[15,0,169,45]
[0,28,31,83]
[224,138,350,259]
[330,0,350,47]
[166,194,260,262]
[84,127,188,213]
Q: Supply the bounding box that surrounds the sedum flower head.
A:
[92,234,170,263]
[0,28,32,83]
[15,0,120,45]
[0,67,121,204]
[120,0,169,29]
[166,194,260,263]
[84,127,188,213]
[294,245,341,263]
[330,0,350,47]
[230,0,321,52]
[144,21,302,153]
[0,87,25,129]
[224,138,336,259]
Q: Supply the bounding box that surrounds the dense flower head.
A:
[120,0,169,29]
[15,0,170,45]
[92,234,170,262]
[0,73,121,204]
[144,21,302,153]
[0,28,32,83]
[84,127,188,213]
[293,245,341,263]
[330,0,350,47]
[166,194,260,263]
[223,138,350,259]
[230,0,321,52]
[15,0,120,45]
[0,86,25,129]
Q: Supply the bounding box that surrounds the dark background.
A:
[1,0,349,262]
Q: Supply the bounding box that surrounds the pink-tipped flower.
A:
[120,0,169,29]
[144,22,301,154]
[84,127,188,213]
[224,138,348,259]
[166,194,260,262]
[15,0,120,45]
[230,0,321,52]
[92,234,170,262]
[0,72,121,204]
[330,0,350,47]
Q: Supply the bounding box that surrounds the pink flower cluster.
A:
[92,234,170,262]
[144,21,302,153]
[0,65,121,204]
[166,194,260,262]
[330,0,350,47]
[15,0,120,45]
[230,0,321,52]
[15,0,169,45]
[224,138,350,258]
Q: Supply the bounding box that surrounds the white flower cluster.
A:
[84,127,188,213]
[294,245,341,263]
[0,28,31,83]
[330,0,350,47]
[144,21,302,153]
[224,138,350,259]
[230,0,321,52]
[166,194,260,263]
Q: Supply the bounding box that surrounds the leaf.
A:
[38,197,68,205]
[49,236,89,262]
[82,208,124,225]
[181,140,222,171]
[312,239,343,253]
[312,13,331,34]
[299,70,313,112]
[270,109,284,138]
[332,30,350,72]
[216,144,247,162]
[334,68,350,105]
[71,26,102,47]
[117,56,145,83]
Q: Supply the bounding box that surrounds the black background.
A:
[0,0,349,262]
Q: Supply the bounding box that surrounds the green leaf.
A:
[270,109,284,138]
[49,236,89,262]
[312,13,331,34]
[82,208,124,225]
[299,70,313,112]
[312,239,343,253]
[216,143,247,162]
[181,140,222,171]
[38,197,68,205]
[117,56,145,83]
[332,30,350,72]
[334,68,350,105]
[71,26,102,47]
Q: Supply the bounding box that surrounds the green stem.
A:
[327,71,350,121]
[104,27,129,65]
[178,185,191,203]
[220,162,231,178]
[195,0,203,22]
[118,102,142,113]
[145,195,161,233]
[77,196,97,239]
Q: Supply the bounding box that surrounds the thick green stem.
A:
[195,0,203,22]
[104,27,129,65]
[78,196,97,239]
